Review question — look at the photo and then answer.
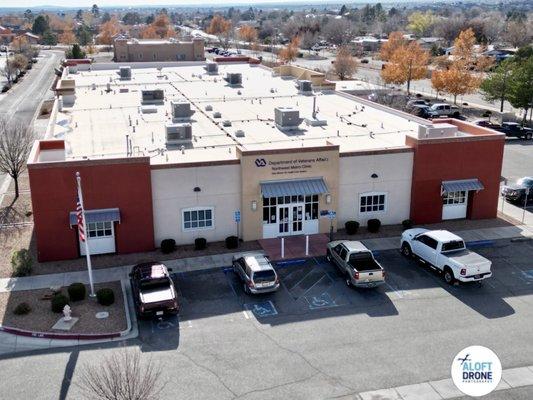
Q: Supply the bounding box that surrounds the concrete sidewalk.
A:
[358,365,533,400]
[2,224,533,294]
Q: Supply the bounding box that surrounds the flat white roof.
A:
[53,63,466,165]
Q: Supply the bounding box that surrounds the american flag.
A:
[76,196,85,242]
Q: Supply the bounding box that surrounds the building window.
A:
[87,221,113,238]
[443,191,466,205]
[359,192,386,214]
[183,207,214,231]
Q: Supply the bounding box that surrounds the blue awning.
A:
[69,208,121,226]
[442,179,484,194]
[260,178,328,198]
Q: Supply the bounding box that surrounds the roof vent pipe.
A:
[312,96,317,119]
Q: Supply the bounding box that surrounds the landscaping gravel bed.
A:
[0,281,127,334]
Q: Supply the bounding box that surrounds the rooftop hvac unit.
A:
[235,129,245,137]
[418,123,458,139]
[275,107,303,130]
[141,89,164,105]
[225,72,242,86]
[222,120,232,127]
[171,100,195,119]
[141,105,158,114]
[297,80,312,94]
[166,123,192,145]
[213,111,222,118]
[205,105,213,111]
[120,66,131,80]
[204,62,218,74]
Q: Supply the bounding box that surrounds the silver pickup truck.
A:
[326,240,385,288]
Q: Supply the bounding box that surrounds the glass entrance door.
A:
[291,204,304,234]
[278,206,290,234]
[277,204,304,236]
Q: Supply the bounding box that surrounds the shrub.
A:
[68,282,86,302]
[13,302,31,315]
[225,236,239,249]
[51,294,69,313]
[345,221,360,235]
[11,249,33,277]
[161,239,176,254]
[367,219,381,233]
[96,288,115,306]
[402,219,413,230]
[194,238,207,251]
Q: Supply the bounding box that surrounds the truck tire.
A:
[401,242,412,257]
[326,249,332,262]
[345,274,353,287]
[526,132,532,140]
[443,267,455,285]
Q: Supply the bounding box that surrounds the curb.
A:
[0,280,132,341]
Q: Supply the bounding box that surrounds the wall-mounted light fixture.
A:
[193,187,201,192]
[251,200,257,211]
[371,173,378,179]
[325,194,332,204]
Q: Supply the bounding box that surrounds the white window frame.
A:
[442,190,467,205]
[182,207,215,232]
[86,221,114,238]
[359,192,387,215]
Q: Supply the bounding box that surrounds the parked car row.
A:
[501,177,533,203]
[206,47,240,57]
[475,121,533,140]
[129,230,493,318]
[406,100,461,119]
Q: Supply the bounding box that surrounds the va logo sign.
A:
[255,158,267,167]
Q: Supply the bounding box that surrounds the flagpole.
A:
[76,172,96,298]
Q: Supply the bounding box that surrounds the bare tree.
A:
[0,117,35,199]
[322,18,356,46]
[75,348,166,400]
[1,59,17,85]
[333,46,358,80]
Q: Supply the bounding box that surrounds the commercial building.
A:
[28,62,504,261]
[113,37,205,62]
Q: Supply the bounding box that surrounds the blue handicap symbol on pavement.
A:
[245,301,278,318]
[305,292,337,310]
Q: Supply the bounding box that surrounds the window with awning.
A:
[69,208,121,226]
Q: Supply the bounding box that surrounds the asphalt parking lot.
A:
[129,238,533,399]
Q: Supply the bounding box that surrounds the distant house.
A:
[351,36,387,52]
[417,37,444,51]
[19,32,40,44]
[113,36,205,62]
[0,25,16,44]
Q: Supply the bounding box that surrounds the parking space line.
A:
[242,310,250,319]
[385,281,404,299]
[299,274,333,298]
[286,269,317,291]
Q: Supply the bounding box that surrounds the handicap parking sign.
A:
[244,301,278,318]
[234,210,241,222]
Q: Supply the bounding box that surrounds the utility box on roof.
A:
[205,62,218,74]
[171,100,195,120]
[297,80,312,93]
[275,107,302,130]
[141,89,164,104]
[225,72,242,86]
[166,123,192,145]
[120,66,131,80]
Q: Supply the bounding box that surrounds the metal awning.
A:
[442,179,484,194]
[260,178,328,198]
[69,208,121,226]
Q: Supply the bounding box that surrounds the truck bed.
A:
[446,249,490,266]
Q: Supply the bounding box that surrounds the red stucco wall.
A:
[28,158,154,262]
[407,133,505,224]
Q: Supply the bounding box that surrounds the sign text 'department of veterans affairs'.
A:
[266,157,330,176]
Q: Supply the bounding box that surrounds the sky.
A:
[1,0,343,8]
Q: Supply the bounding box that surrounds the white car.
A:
[400,229,492,284]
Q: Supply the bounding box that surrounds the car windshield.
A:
[348,252,377,271]
[517,178,533,187]
[253,270,276,282]
[441,240,465,252]
[140,278,170,291]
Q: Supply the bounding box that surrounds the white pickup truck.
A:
[400,229,492,284]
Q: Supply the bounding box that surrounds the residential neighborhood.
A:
[0,1,532,399]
